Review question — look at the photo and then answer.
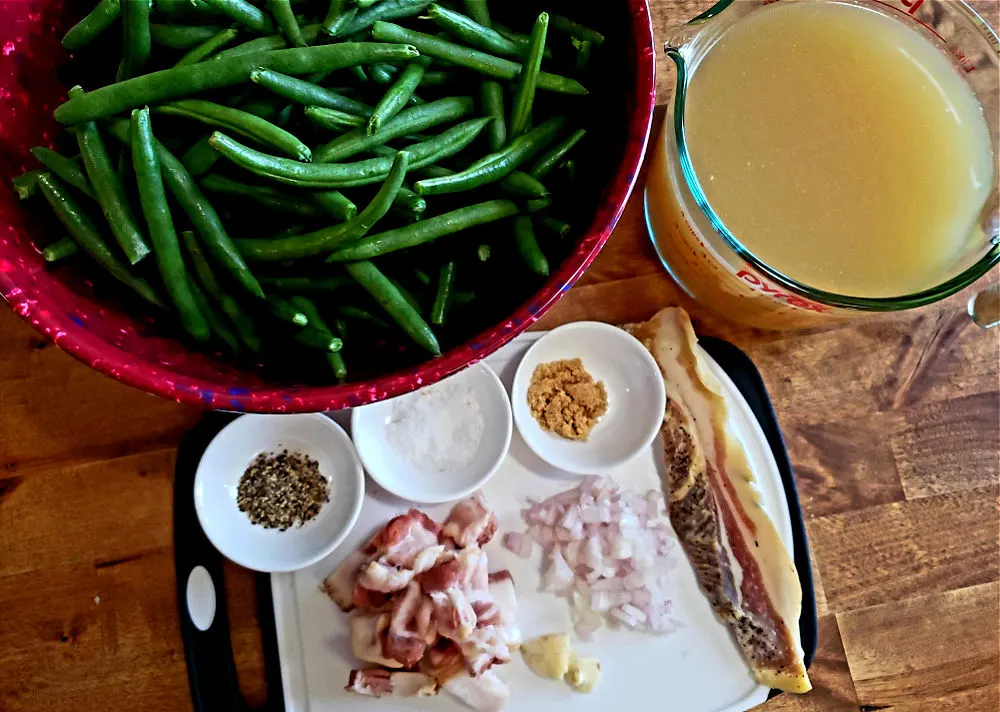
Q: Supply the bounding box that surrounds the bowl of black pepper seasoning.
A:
[195,414,365,573]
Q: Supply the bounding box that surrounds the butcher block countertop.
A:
[1,1,998,710]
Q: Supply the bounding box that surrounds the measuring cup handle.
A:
[968,283,1000,329]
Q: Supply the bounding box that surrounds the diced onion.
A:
[512,477,680,638]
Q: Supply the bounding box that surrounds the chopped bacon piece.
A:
[442,494,498,548]
[346,669,437,698]
[487,571,521,649]
[350,614,403,669]
[359,560,415,593]
[369,509,442,568]
[441,670,510,712]
[352,584,393,611]
[631,308,811,694]
[322,549,372,611]
[384,582,430,667]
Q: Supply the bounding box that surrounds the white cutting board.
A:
[271,331,794,712]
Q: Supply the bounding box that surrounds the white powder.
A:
[385,378,484,472]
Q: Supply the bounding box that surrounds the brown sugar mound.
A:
[527,358,608,441]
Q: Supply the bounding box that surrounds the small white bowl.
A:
[351,363,512,504]
[511,321,666,474]
[194,413,364,573]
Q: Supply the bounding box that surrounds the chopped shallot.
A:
[510,477,680,639]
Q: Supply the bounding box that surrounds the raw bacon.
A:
[630,308,811,694]
[326,494,518,710]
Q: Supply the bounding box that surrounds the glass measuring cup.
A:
[644,0,1000,330]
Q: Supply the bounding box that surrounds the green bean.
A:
[209,117,489,188]
[414,116,563,195]
[345,261,439,354]
[574,39,593,73]
[305,106,365,130]
[109,118,267,299]
[181,230,262,352]
[369,63,399,85]
[392,186,426,220]
[367,56,431,136]
[55,43,418,124]
[430,260,455,325]
[154,99,311,161]
[414,268,431,286]
[250,68,373,116]
[181,136,222,178]
[340,304,387,328]
[236,151,408,260]
[550,14,605,46]
[43,237,80,262]
[261,275,352,291]
[510,13,547,138]
[528,128,586,180]
[118,0,152,81]
[312,190,358,220]
[347,64,370,84]
[12,171,42,200]
[268,0,306,47]
[175,27,240,66]
[452,289,475,305]
[150,23,226,50]
[153,0,223,19]
[476,243,490,261]
[200,174,325,217]
[293,325,343,355]
[324,6,357,37]
[513,215,547,276]
[187,276,241,352]
[132,108,212,341]
[76,108,151,264]
[327,199,517,261]
[390,278,424,314]
[336,0,432,37]
[289,297,345,359]
[35,173,162,306]
[426,5,520,58]
[267,294,309,325]
[525,196,551,213]
[213,23,322,59]
[63,0,121,51]
[500,171,548,198]
[357,0,383,7]
[461,0,489,26]
[417,161,538,197]
[30,147,95,199]
[322,0,348,34]
[327,346,348,379]
[538,215,571,238]
[316,96,473,163]
[420,70,457,87]
[479,81,506,151]
[201,0,274,34]
[265,224,306,239]
[373,22,583,94]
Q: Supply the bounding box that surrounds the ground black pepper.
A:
[237,449,329,531]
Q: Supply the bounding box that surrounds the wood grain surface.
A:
[1,1,998,710]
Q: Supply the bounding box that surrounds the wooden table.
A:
[1,1,998,710]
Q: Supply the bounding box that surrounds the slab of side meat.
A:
[630,308,811,694]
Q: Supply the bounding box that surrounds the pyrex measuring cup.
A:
[644,0,1000,330]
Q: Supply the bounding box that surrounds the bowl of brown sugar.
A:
[511,322,666,474]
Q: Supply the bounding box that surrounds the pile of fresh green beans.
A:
[15,0,602,383]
